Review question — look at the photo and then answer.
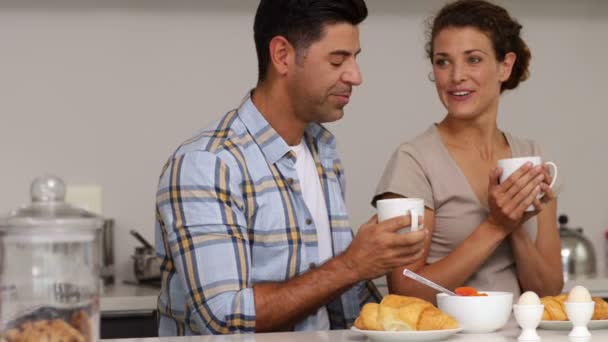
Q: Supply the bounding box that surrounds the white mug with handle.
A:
[497,156,558,211]
[376,198,424,233]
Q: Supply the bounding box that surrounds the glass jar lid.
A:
[0,175,103,234]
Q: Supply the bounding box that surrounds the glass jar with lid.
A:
[0,176,103,342]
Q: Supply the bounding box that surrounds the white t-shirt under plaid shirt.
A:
[291,139,332,330]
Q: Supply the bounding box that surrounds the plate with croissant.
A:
[538,295,608,330]
[351,295,461,341]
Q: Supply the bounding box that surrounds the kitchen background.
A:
[0,0,606,284]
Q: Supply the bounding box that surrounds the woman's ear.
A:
[499,52,517,82]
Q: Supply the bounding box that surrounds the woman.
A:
[374,0,563,303]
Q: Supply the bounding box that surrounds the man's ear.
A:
[499,51,517,82]
[269,36,295,76]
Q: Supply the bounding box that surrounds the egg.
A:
[517,291,540,305]
[567,285,592,303]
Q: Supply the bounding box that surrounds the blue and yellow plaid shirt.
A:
[155,94,380,335]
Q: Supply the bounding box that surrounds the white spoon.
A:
[402,269,458,296]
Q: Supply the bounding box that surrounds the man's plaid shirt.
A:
[155,94,380,335]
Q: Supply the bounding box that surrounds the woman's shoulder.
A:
[503,131,543,156]
[394,125,443,155]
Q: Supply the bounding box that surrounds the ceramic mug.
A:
[376,198,424,232]
[497,156,558,211]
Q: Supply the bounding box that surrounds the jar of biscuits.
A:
[0,176,103,342]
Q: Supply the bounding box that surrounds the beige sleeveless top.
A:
[374,125,544,298]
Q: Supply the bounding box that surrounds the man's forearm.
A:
[254,254,360,332]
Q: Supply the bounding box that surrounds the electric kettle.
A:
[559,214,597,281]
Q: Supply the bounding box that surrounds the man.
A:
[155,0,426,335]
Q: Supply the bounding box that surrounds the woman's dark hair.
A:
[426,0,531,92]
[254,0,368,82]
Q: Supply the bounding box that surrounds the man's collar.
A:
[237,92,337,164]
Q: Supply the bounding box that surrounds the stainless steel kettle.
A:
[129,230,161,282]
[559,214,597,281]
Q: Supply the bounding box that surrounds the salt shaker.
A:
[513,304,544,341]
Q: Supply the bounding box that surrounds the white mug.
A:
[497,156,558,211]
[376,198,424,232]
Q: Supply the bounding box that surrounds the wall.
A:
[1,0,607,283]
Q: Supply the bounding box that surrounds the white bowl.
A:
[437,291,513,333]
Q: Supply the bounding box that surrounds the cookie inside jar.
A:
[3,304,97,342]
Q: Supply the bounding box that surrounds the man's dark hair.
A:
[254,0,368,82]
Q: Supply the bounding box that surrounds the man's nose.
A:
[342,62,363,86]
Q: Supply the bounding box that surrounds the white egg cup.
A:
[513,304,544,341]
[565,302,595,338]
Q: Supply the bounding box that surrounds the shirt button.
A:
[287,178,294,185]
[305,218,312,225]
[309,262,317,269]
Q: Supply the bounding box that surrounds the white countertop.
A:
[565,276,608,298]
[100,320,605,341]
[100,283,159,313]
[373,276,608,298]
[98,276,608,314]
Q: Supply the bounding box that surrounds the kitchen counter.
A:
[373,276,608,298]
[101,320,605,341]
[98,276,608,314]
[565,276,608,298]
[96,280,608,339]
[100,283,159,314]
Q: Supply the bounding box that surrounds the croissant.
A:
[541,295,608,320]
[354,303,382,331]
[592,297,608,320]
[354,294,458,331]
[541,295,568,321]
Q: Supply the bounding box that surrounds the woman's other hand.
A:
[529,163,557,212]
[487,162,545,231]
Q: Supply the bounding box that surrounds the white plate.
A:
[539,320,608,330]
[350,327,462,342]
